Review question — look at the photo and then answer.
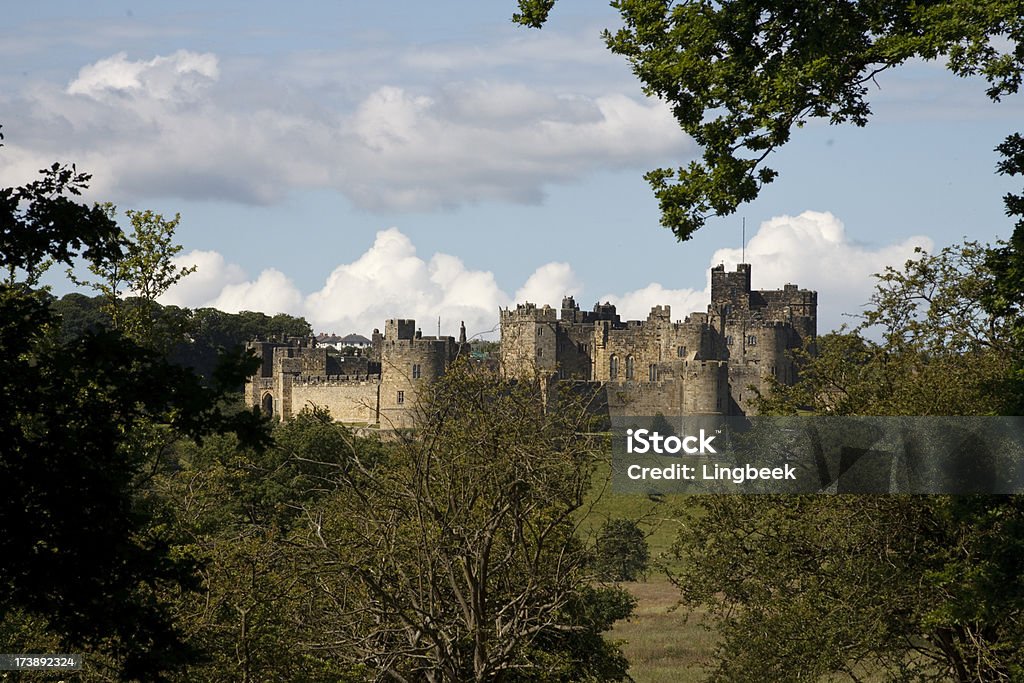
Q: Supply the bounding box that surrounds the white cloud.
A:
[709,210,932,331]
[514,262,581,307]
[208,269,303,315]
[600,283,708,323]
[67,50,218,101]
[161,215,931,337]
[157,249,245,308]
[2,48,691,210]
[600,211,931,330]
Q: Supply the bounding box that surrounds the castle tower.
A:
[379,318,460,428]
[711,263,752,310]
[681,360,729,415]
[499,303,558,380]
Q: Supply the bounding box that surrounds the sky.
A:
[3,1,1023,338]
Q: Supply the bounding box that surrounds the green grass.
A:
[581,457,717,682]
[579,458,698,571]
[609,579,715,683]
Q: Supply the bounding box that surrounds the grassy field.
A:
[580,457,718,682]
[609,579,715,683]
[577,458,695,565]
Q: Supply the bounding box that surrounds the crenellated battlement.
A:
[247,263,816,424]
[500,263,815,417]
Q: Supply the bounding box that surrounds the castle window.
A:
[649,364,657,382]
[677,345,686,358]
[626,355,634,380]
[747,335,757,346]
[412,363,421,379]
[726,335,733,346]
[610,355,618,380]
[397,390,404,405]
[537,348,543,358]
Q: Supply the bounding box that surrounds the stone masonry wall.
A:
[290,379,380,423]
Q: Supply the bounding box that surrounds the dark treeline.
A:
[50,292,311,381]
[1,140,632,681]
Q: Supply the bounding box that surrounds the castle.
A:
[245,319,468,428]
[245,264,816,423]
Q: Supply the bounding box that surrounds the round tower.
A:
[681,360,729,415]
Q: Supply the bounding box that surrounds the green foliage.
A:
[672,496,1024,682]
[49,291,111,343]
[512,0,555,28]
[0,130,122,283]
[516,2,1024,239]
[50,292,312,382]
[673,240,1024,681]
[595,518,650,582]
[0,139,269,680]
[302,364,632,681]
[758,240,1013,416]
[154,415,377,682]
[983,133,1024,412]
[70,205,196,351]
[172,308,312,380]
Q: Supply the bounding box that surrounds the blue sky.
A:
[3,1,1022,337]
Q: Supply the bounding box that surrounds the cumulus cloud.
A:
[1,47,691,210]
[160,216,931,338]
[600,211,930,330]
[709,210,931,331]
[66,50,218,101]
[208,269,303,315]
[599,283,708,323]
[158,250,245,308]
[302,228,509,336]
[514,263,581,307]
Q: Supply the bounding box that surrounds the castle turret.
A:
[499,303,559,379]
[681,360,729,415]
[380,319,462,428]
[711,263,752,309]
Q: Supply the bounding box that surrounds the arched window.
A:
[625,355,634,380]
[261,393,274,417]
[649,364,657,382]
[609,355,618,380]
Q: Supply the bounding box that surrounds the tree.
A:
[671,495,1024,682]
[0,130,269,680]
[171,307,311,381]
[300,364,632,682]
[758,240,1014,416]
[671,241,1024,682]
[594,518,650,582]
[152,409,380,682]
[515,0,1024,239]
[71,205,196,351]
[983,133,1024,411]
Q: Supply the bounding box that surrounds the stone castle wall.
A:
[500,263,816,417]
[290,377,380,424]
[245,263,816,425]
[245,320,467,426]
